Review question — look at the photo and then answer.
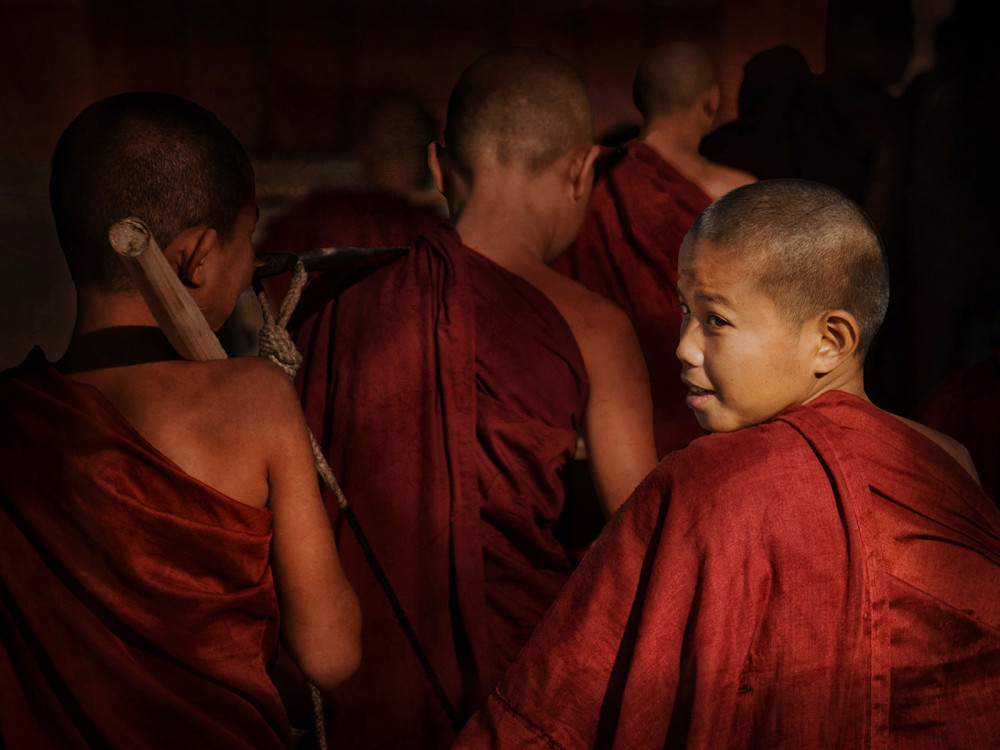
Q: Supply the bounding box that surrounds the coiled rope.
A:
[253,261,462,747]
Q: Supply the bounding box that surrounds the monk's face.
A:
[676,238,818,432]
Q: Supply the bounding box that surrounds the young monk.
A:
[291,48,657,749]
[456,179,1000,748]
[0,92,361,749]
[554,40,755,458]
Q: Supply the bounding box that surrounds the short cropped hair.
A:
[687,179,889,358]
[443,47,593,180]
[633,40,715,119]
[50,92,254,292]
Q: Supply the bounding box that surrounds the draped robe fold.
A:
[0,353,289,749]
[456,391,1000,749]
[291,223,588,748]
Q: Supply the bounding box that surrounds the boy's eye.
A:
[678,302,690,316]
[706,313,729,328]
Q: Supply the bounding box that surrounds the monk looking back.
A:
[292,48,657,749]
[457,179,1000,749]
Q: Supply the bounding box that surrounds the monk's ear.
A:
[163,225,218,289]
[570,144,601,201]
[812,309,861,375]
[428,142,447,196]
[702,83,720,123]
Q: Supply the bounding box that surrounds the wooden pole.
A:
[108,218,227,361]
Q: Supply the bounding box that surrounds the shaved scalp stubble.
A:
[443,47,594,181]
[50,92,255,292]
[632,40,716,119]
[686,178,890,358]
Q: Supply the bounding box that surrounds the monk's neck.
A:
[644,120,706,158]
[803,365,869,406]
[450,184,560,272]
[72,288,160,336]
[59,290,181,373]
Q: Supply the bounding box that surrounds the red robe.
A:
[553,139,713,457]
[292,224,588,749]
[917,348,1000,505]
[256,187,443,304]
[456,391,1000,748]
[0,352,289,749]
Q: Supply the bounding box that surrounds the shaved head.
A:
[685,179,889,358]
[50,92,254,292]
[358,94,438,187]
[443,47,594,179]
[633,40,716,119]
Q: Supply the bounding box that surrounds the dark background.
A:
[0,0,949,370]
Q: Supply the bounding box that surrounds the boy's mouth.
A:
[685,385,715,409]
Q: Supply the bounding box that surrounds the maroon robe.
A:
[256,187,443,304]
[0,352,289,749]
[553,139,713,457]
[292,223,588,748]
[917,348,1000,505]
[455,391,1000,748]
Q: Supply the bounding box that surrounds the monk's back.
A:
[64,356,293,509]
[0,356,290,749]
[467,245,587,677]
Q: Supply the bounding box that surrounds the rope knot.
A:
[255,258,309,379]
[257,321,303,378]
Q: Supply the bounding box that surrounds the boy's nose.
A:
[675,321,703,367]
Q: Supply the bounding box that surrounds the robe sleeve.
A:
[455,453,692,748]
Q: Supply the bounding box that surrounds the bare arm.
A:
[263,370,362,690]
[572,298,659,517]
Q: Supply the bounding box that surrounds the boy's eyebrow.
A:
[683,289,734,308]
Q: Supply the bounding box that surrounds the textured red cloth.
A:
[292,223,587,749]
[0,353,289,749]
[257,187,443,304]
[552,139,713,457]
[456,390,1000,748]
[917,348,1000,505]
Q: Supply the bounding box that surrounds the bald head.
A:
[50,92,254,292]
[633,40,716,119]
[443,47,594,180]
[358,94,438,188]
[685,179,889,358]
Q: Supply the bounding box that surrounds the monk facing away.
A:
[554,40,755,458]
[290,48,657,749]
[456,179,1000,749]
[0,93,361,749]
[633,40,757,202]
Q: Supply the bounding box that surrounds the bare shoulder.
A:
[196,357,310,453]
[894,414,981,484]
[205,357,300,414]
[702,160,757,201]
[72,356,306,508]
[530,265,634,348]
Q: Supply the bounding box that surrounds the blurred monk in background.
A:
[555,40,755,460]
